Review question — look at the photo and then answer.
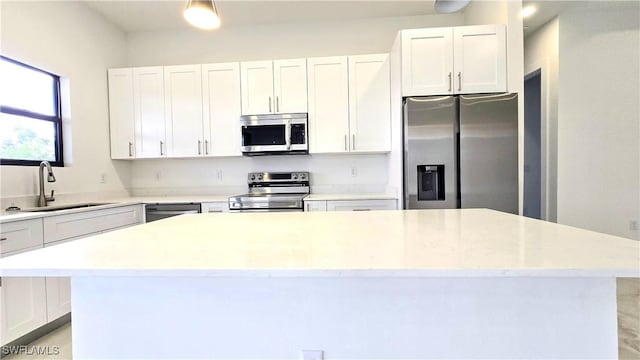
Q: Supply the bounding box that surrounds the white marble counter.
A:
[0,209,638,277]
[303,193,398,201]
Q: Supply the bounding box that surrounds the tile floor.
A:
[4,278,639,360]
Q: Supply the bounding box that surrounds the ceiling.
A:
[85,0,441,33]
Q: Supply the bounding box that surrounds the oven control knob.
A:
[292,174,297,179]
[299,173,306,180]
[258,174,263,180]
[250,175,255,181]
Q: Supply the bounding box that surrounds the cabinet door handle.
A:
[276,96,280,112]
[352,209,371,211]
[0,237,7,241]
[204,140,209,155]
[160,141,164,156]
[352,134,356,151]
[198,140,202,155]
[128,142,133,157]
[344,134,347,151]
[268,96,272,112]
[448,72,452,92]
[458,72,462,91]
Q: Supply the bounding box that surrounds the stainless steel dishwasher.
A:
[145,203,201,222]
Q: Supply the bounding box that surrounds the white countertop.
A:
[0,209,638,278]
[303,193,398,201]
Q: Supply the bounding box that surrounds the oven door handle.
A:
[285,120,292,150]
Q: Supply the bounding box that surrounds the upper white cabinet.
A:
[401,24,506,96]
[108,68,135,159]
[348,54,391,152]
[133,66,166,158]
[202,63,242,157]
[307,54,391,154]
[453,25,507,94]
[307,56,350,153]
[164,65,204,157]
[240,59,307,115]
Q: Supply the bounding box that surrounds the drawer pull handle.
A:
[0,237,7,241]
[352,209,371,211]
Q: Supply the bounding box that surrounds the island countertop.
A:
[0,209,638,277]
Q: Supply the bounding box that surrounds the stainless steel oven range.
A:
[228,172,309,212]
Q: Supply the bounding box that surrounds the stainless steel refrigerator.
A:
[403,94,518,213]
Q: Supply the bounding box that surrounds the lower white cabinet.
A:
[0,219,44,256]
[0,277,47,345]
[201,202,229,213]
[44,277,71,322]
[304,199,397,212]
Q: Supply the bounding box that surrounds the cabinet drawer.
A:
[326,199,397,212]
[201,202,229,213]
[0,219,44,256]
[304,200,327,212]
[43,205,143,244]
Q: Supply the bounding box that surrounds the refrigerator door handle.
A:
[458,72,462,91]
[448,72,452,92]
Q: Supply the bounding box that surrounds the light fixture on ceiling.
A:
[522,5,537,18]
[183,0,221,30]
[434,0,471,14]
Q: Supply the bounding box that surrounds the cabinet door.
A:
[401,28,454,96]
[240,61,274,115]
[348,54,391,153]
[107,68,135,159]
[273,59,307,113]
[202,63,242,157]
[133,67,166,158]
[304,200,327,212]
[326,199,397,211]
[0,277,47,345]
[453,25,507,94]
[307,57,350,153]
[164,65,204,157]
[44,277,71,322]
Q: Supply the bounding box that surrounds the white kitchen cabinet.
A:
[304,200,327,212]
[133,66,166,158]
[1,219,46,345]
[240,59,307,115]
[201,202,230,213]
[401,27,454,96]
[108,68,135,159]
[202,63,242,157]
[307,56,350,153]
[0,219,44,256]
[273,59,308,113]
[43,205,144,244]
[44,277,71,322]
[0,277,47,345]
[401,25,506,96]
[348,54,391,152]
[164,65,204,157]
[453,25,507,94]
[326,199,397,212]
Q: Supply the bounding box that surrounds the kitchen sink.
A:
[20,202,113,212]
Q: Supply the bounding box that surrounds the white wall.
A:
[125,13,465,195]
[557,5,640,240]
[0,1,129,206]
[524,17,560,223]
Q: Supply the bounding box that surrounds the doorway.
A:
[524,70,542,219]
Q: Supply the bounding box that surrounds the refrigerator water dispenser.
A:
[417,165,445,201]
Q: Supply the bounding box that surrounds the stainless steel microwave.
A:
[240,113,308,156]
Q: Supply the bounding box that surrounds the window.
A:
[0,56,63,166]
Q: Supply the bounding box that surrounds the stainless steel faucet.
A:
[38,161,56,207]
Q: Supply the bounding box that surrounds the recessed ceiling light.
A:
[522,5,537,18]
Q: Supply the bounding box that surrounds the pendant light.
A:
[434,0,471,13]
[183,0,221,30]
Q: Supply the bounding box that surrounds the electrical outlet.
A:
[351,167,357,177]
[630,220,639,231]
[100,173,106,184]
[217,170,223,181]
[155,171,161,181]
[301,350,323,360]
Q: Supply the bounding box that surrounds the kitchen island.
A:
[0,209,638,359]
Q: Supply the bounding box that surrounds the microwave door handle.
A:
[285,120,291,150]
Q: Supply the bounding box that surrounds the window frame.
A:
[0,56,64,167]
